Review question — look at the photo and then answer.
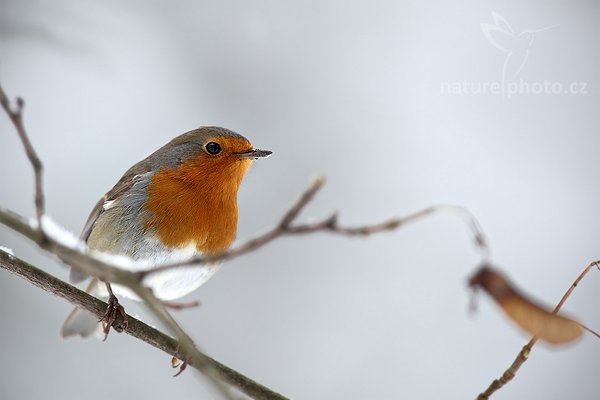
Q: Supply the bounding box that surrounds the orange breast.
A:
[144,155,252,253]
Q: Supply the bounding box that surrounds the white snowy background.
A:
[1,1,599,399]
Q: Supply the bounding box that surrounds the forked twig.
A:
[0,85,45,231]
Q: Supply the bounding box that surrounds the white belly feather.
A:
[93,241,221,301]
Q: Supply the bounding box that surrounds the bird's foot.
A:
[101,294,128,341]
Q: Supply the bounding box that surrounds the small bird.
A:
[61,127,271,338]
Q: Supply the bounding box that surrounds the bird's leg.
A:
[101,282,128,340]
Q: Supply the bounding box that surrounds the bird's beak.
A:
[237,148,273,159]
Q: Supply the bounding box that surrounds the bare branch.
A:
[0,85,45,231]
[0,250,288,400]
[476,260,600,399]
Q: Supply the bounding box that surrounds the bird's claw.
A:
[101,294,128,340]
[171,355,188,377]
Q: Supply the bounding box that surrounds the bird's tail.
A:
[61,278,103,339]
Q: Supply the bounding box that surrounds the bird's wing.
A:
[79,163,151,242]
[79,162,153,242]
[79,196,108,243]
[70,161,155,283]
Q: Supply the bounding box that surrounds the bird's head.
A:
[143,127,271,252]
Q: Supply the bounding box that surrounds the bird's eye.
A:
[205,142,221,155]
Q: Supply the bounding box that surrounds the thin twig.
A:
[0,250,288,400]
[278,175,326,227]
[138,191,489,281]
[476,260,600,400]
[0,85,45,231]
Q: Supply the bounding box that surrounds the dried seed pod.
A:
[469,266,582,345]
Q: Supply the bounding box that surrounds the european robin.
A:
[61,127,271,338]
